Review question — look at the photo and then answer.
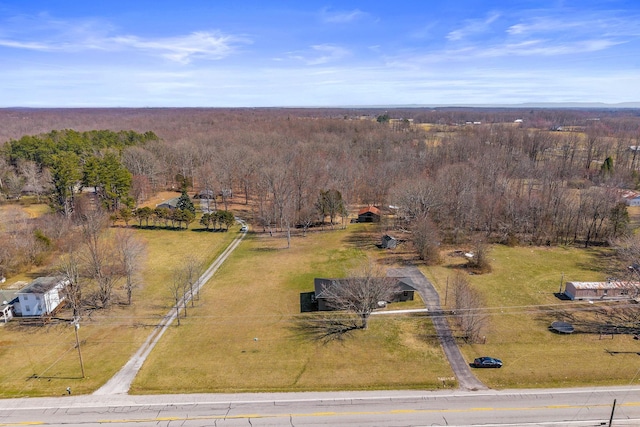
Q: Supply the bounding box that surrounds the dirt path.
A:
[94,226,247,395]
[387,266,488,391]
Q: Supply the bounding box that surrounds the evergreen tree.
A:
[176,190,196,215]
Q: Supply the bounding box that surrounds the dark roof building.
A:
[358,206,381,223]
[312,277,416,311]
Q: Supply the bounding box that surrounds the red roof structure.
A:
[358,206,380,216]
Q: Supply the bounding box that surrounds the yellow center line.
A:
[4,401,640,426]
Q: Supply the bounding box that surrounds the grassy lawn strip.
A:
[132,228,454,393]
[425,245,640,389]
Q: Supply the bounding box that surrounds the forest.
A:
[1,107,640,280]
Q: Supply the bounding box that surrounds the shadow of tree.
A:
[291,314,361,344]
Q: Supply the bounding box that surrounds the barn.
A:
[357,206,381,222]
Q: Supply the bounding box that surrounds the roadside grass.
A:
[425,245,640,389]
[131,226,454,394]
[0,223,233,397]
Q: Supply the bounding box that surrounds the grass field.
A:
[0,222,234,397]
[425,245,640,389]
[131,225,454,393]
[2,201,639,395]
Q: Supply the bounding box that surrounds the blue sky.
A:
[1,1,640,107]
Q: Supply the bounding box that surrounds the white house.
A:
[620,190,640,206]
[13,277,69,317]
[1,290,18,323]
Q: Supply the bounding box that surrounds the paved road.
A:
[2,387,639,426]
[388,266,488,391]
[94,225,247,395]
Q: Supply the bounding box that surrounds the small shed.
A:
[381,234,397,249]
[13,277,69,317]
[563,281,640,301]
[358,206,381,223]
[193,189,215,199]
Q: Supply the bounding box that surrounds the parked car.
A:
[240,225,248,232]
[472,357,503,368]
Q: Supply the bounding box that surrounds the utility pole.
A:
[73,317,86,378]
[608,398,616,427]
[444,276,449,306]
[559,272,564,294]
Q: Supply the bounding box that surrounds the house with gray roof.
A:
[13,277,69,317]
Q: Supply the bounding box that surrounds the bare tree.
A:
[168,270,184,326]
[467,239,492,274]
[80,210,121,308]
[17,159,49,202]
[451,273,488,343]
[3,170,23,199]
[391,178,440,227]
[411,216,441,265]
[320,261,398,329]
[114,229,146,305]
[58,251,83,318]
[182,255,203,306]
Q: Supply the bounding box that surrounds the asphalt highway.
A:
[2,387,640,426]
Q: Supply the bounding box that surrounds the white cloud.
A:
[447,12,501,41]
[111,32,248,64]
[0,14,249,63]
[321,8,367,24]
[477,38,622,58]
[290,44,350,65]
[506,13,639,38]
[0,39,53,50]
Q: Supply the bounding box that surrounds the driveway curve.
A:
[387,266,488,391]
[94,226,248,395]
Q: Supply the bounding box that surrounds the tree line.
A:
[2,109,640,268]
[1,129,158,216]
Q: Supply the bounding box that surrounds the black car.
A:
[472,356,503,368]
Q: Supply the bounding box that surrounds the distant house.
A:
[621,190,640,206]
[13,277,69,317]
[381,234,397,249]
[358,206,381,223]
[193,189,215,199]
[311,277,416,311]
[563,281,640,301]
[156,197,180,210]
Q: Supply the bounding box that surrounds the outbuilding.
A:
[357,206,381,223]
[563,281,640,301]
[381,234,397,249]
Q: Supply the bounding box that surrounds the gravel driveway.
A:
[387,266,488,391]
